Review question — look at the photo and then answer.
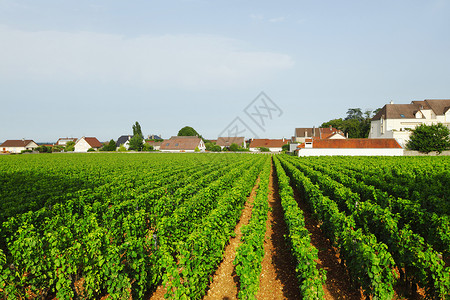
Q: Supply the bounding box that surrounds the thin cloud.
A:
[250,13,264,21]
[0,26,294,90]
[269,17,286,23]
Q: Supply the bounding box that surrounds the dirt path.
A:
[291,185,362,299]
[203,177,261,300]
[256,161,302,300]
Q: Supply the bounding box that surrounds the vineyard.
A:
[0,153,449,299]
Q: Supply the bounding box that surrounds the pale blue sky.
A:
[1,0,449,142]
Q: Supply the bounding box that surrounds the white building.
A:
[0,139,39,153]
[296,139,403,156]
[216,136,246,150]
[369,99,450,147]
[74,137,103,152]
[55,137,78,146]
[248,139,289,152]
[159,136,206,152]
[293,127,345,143]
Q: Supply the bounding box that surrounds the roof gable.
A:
[116,135,132,146]
[80,137,103,148]
[372,99,450,120]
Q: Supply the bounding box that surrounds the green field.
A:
[0,153,449,299]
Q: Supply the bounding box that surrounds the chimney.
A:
[313,126,316,137]
[390,100,394,104]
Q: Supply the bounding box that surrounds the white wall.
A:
[297,148,404,157]
[74,138,91,152]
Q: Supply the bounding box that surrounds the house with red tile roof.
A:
[145,140,163,150]
[369,99,450,147]
[293,126,345,143]
[74,137,103,152]
[159,136,205,152]
[216,136,246,150]
[296,138,403,156]
[0,139,39,153]
[249,138,289,152]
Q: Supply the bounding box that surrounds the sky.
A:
[1,0,449,142]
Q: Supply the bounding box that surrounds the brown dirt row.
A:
[291,183,362,299]
[203,177,261,299]
[256,160,302,299]
[151,159,365,300]
[148,177,262,300]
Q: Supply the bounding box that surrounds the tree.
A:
[321,108,379,138]
[52,145,64,152]
[282,144,290,152]
[65,141,75,152]
[100,139,116,151]
[129,122,144,151]
[229,143,240,152]
[177,126,199,137]
[205,142,221,152]
[406,123,450,153]
[35,145,51,153]
[128,135,143,151]
[133,122,143,137]
[142,143,153,151]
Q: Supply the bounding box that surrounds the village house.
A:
[147,134,162,140]
[216,136,246,150]
[0,139,39,153]
[249,138,289,152]
[116,135,133,150]
[145,140,163,150]
[292,126,346,143]
[369,99,450,147]
[159,136,206,152]
[74,137,103,152]
[55,137,78,146]
[296,138,403,157]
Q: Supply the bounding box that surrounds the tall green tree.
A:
[133,122,143,137]
[406,123,450,153]
[129,121,144,151]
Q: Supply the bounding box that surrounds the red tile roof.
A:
[295,127,344,138]
[298,139,402,149]
[83,137,103,148]
[0,140,36,147]
[249,139,289,148]
[160,136,202,150]
[146,140,163,147]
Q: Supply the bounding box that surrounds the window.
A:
[166,143,169,146]
[175,143,179,146]
[400,114,405,118]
